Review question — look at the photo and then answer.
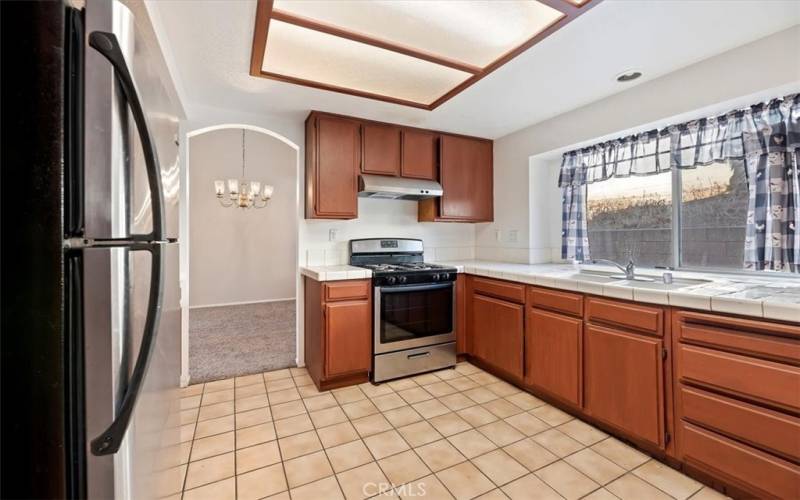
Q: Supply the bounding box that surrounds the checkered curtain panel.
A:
[742,96,800,271]
[558,93,799,271]
[559,153,590,261]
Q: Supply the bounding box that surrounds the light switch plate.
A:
[329,229,338,242]
[508,230,518,243]
[495,230,502,242]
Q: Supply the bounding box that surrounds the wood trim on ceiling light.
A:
[250,0,603,110]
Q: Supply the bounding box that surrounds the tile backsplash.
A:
[303,245,475,266]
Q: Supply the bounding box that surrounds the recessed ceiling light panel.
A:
[263,20,472,105]
[251,0,602,109]
[272,0,564,68]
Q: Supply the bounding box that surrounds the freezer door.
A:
[82,242,180,500]
[83,0,180,241]
[127,20,180,240]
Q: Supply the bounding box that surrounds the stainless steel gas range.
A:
[350,239,458,382]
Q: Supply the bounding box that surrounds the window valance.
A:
[558,93,799,188]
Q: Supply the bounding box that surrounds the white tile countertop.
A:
[438,261,800,323]
[299,261,800,322]
[300,265,372,281]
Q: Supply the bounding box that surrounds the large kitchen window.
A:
[585,160,749,270]
[560,93,798,274]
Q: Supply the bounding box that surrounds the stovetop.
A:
[358,262,454,273]
[353,262,458,287]
[348,238,457,286]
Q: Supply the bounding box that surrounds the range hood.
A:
[358,174,443,200]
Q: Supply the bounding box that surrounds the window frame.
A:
[586,163,796,278]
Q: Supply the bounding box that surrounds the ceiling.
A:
[151,0,800,139]
[251,0,578,109]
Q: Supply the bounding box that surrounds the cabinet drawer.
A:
[471,277,526,304]
[679,386,800,461]
[675,310,800,364]
[324,280,370,302]
[586,297,663,336]
[527,287,583,317]
[680,422,800,500]
[678,344,800,413]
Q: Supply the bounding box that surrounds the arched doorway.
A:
[181,124,300,384]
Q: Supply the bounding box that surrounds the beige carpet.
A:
[189,300,296,383]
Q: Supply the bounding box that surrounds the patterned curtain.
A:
[558,94,799,270]
[559,154,590,261]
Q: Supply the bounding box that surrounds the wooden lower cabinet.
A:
[324,301,372,377]
[673,310,800,498]
[525,307,582,407]
[304,277,372,390]
[470,291,524,379]
[584,324,666,449]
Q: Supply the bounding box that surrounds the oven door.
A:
[374,282,455,354]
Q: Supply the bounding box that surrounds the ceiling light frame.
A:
[250,0,603,110]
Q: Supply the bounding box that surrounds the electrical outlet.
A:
[495,229,502,242]
[508,230,518,243]
[329,229,338,242]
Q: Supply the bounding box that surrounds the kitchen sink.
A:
[611,277,710,291]
[563,270,620,283]
[565,270,710,291]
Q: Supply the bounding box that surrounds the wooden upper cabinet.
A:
[305,111,492,222]
[306,114,359,219]
[361,123,401,176]
[419,134,493,222]
[401,129,437,180]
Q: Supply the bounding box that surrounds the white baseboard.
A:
[190,297,296,309]
[180,373,191,388]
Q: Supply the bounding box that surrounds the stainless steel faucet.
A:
[586,258,636,280]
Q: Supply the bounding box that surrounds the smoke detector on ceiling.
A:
[615,69,643,83]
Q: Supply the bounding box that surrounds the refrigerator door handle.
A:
[90,243,164,456]
[88,31,165,242]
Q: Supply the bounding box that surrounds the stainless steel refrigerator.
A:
[2,1,182,498]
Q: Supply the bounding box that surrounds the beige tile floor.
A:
[174,362,729,500]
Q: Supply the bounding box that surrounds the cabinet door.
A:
[584,324,665,448]
[439,135,493,221]
[471,293,523,378]
[526,308,582,407]
[362,123,400,176]
[314,116,359,218]
[401,130,436,180]
[325,300,371,377]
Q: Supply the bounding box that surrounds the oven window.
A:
[380,285,453,344]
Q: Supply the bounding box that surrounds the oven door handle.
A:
[379,282,453,294]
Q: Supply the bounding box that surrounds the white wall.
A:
[189,128,297,307]
[480,26,800,262]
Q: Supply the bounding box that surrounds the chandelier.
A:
[214,129,274,209]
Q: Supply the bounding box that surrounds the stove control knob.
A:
[386,276,397,285]
[398,276,408,284]
[432,273,440,281]
[441,273,449,280]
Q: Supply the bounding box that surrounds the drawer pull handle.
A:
[408,352,431,359]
